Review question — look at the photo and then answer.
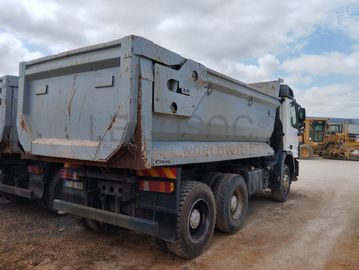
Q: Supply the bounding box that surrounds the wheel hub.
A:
[283,173,290,192]
[230,190,244,220]
[230,195,238,211]
[189,208,201,229]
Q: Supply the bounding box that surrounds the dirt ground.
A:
[0,159,358,270]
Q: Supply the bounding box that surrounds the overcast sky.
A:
[0,0,358,117]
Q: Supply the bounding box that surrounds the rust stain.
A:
[105,111,118,132]
[67,75,77,117]
[106,77,148,170]
[134,77,150,167]
[92,110,119,160]
[20,114,28,133]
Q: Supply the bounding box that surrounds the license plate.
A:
[64,180,84,190]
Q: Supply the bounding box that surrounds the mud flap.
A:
[29,174,46,199]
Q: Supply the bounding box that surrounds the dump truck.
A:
[17,35,305,258]
[0,75,62,212]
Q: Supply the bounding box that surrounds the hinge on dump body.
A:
[153,60,208,117]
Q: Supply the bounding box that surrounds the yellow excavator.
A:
[299,118,359,161]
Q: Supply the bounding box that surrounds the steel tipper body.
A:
[0,75,62,211]
[17,35,305,258]
[0,76,20,154]
[18,35,278,167]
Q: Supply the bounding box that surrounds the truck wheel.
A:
[213,174,248,234]
[271,164,291,202]
[39,168,64,214]
[166,181,216,259]
[299,144,313,159]
[201,172,223,189]
[80,218,118,233]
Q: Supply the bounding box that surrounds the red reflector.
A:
[136,167,177,179]
[27,165,44,175]
[139,180,175,193]
[60,169,79,180]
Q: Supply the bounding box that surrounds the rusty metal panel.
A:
[18,35,282,169]
[0,75,20,153]
[18,36,138,161]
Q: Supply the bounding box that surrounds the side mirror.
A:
[298,121,305,131]
[298,107,306,123]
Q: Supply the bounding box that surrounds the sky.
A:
[0,0,358,118]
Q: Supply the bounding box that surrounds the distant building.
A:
[308,117,359,124]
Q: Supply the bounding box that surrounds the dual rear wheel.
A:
[167,167,292,258]
[166,174,249,258]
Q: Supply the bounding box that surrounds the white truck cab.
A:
[280,85,305,158]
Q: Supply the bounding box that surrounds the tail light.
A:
[60,169,80,180]
[28,165,44,175]
[139,180,175,193]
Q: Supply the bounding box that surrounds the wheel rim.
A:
[301,148,309,157]
[282,171,290,194]
[230,189,244,220]
[188,199,210,243]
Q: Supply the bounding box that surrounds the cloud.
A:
[218,54,281,83]
[0,32,43,76]
[296,84,359,118]
[282,51,359,76]
[0,0,356,60]
[329,8,359,40]
[284,74,314,86]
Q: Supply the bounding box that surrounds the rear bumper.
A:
[54,199,159,237]
[0,183,34,199]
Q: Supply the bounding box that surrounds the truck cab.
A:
[280,84,305,158]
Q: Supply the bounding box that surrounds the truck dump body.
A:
[18,36,281,169]
[0,76,19,153]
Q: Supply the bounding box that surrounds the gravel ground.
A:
[0,159,358,270]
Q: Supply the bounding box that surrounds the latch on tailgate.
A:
[154,60,208,117]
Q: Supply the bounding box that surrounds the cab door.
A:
[281,98,299,158]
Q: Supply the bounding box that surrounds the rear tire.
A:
[166,181,216,259]
[271,164,291,202]
[299,144,313,159]
[213,174,248,234]
[39,168,64,214]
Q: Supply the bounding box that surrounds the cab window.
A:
[290,103,298,128]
